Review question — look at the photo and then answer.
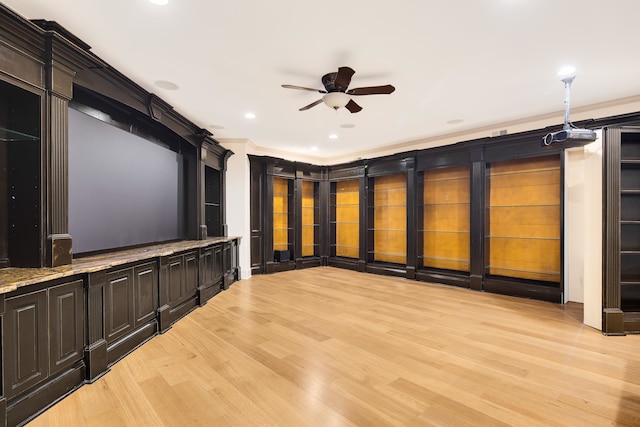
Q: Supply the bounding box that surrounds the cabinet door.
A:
[134,262,158,327]
[105,268,135,343]
[184,252,198,295]
[5,289,48,398]
[167,254,184,304]
[49,279,84,376]
[200,248,214,287]
[213,244,223,283]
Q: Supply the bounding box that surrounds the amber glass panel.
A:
[422,166,470,271]
[374,174,406,264]
[487,156,560,282]
[301,180,317,257]
[335,179,359,258]
[273,177,290,251]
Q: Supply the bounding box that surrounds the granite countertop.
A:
[0,237,240,295]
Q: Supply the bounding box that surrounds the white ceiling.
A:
[5,0,640,161]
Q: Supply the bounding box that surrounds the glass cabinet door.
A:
[330,179,359,258]
[419,166,470,272]
[485,155,561,283]
[301,180,319,257]
[273,177,294,256]
[368,174,406,264]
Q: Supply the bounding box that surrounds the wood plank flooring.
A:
[27,267,640,426]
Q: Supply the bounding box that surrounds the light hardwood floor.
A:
[28,267,640,426]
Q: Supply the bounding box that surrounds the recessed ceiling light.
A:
[244,112,256,119]
[340,123,355,129]
[329,134,338,140]
[446,119,464,125]
[149,0,168,5]
[209,124,225,130]
[557,65,576,77]
[310,146,319,151]
[154,80,179,90]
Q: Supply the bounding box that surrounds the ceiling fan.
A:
[281,66,395,113]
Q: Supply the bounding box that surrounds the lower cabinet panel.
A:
[4,277,86,427]
[104,261,159,365]
[159,250,200,331]
[5,289,48,399]
[49,279,84,376]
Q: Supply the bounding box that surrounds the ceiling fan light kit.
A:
[282,66,395,114]
[322,92,350,109]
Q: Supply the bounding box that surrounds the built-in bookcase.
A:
[330,179,359,258]
[301,180,319,257]
[368,173,407,264]
[273,177,294,255]
[419,166,470,272]
[485,155,561,283]
[620,132,640,311]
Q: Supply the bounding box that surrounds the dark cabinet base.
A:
[7,364,85,427]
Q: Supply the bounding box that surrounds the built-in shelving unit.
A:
[485,155,561,283]
[273,177,294,257]
[368,173,407,265]
[419,166,470,272]
[330,179,360,258]
[620,132,640,312]
[301,180,319,257]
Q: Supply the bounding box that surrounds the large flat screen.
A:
[69,108,183,254]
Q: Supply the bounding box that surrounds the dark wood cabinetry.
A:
[1,238,240,426]
[604,127,640,334]
[249,157,327,273]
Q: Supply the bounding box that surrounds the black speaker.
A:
[274,250,290,262]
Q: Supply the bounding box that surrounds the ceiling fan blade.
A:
[345,99,362,114]
[334,66,355,91]
[282,84,326,93]
[348,84,396,95]
[299,99,324,111]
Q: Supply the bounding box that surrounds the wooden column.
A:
[469,147,485,291]
[0,294,5,425]
[40,27,101,267]
[602,128,625,334]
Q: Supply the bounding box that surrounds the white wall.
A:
[565,133,603,330]
[221,139,252,279]
[582,135,603,330]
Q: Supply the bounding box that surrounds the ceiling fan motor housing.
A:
[322,72,340,92]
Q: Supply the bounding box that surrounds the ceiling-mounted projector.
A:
[542,75,597,146]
